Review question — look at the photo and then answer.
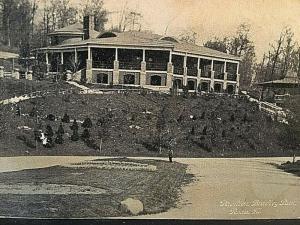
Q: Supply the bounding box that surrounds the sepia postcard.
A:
[0,0,299,224]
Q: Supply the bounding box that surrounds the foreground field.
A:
[0,156,298,219]
[0,157,192,218]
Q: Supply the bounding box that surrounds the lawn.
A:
[0,78,77,100]
[0,90,298,157]
[0,158,192,218]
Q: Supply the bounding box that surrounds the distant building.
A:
[258,70,300,103]
[34,16,241,94]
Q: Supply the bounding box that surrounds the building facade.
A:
[35,16,241,94]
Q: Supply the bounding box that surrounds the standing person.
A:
[168,149,174,163]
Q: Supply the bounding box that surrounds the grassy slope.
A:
[0,88,297,157]
[0,78,76,100]
[0,158,192,218]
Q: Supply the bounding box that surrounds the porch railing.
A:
[173,67,184,75]
[201,70,211,78]
[214,72,225,80]
[119,61,141,70]
[187,68,198,76]
[227,73,237,81]
[92,61,114,69]
[146,62,167,71]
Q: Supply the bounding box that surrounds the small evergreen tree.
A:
[57,123,65,135]
[70,119,79,130]
[230,114,235,122]
[81,128,90,140]
[203,126,207,135]
[71,129,79,141]
[55,133,64,144]
[62,113,70,123]
[45,125,54,138]
[200,112,205,119]
[82,118,93,128]
[190,126,195,135]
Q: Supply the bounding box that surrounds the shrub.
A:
[33,129,41,142]
[45,125,54,138]
[230,114,235,122]
[62,113,70,123]
[190,126,195,135]
[81,129,90,140]
[55,134,63,144]
[80,77,87,84]
[57,123,64,135]
[182,86,189,98]
[47,114,56,121]
[85,138,99,150]
[70,119,79,130]
[82,118,93,128]
[71,129,79,141]
[140,89,147,96]
[202,126,207,135]
[200,112,205,119]
[44,137,54,148]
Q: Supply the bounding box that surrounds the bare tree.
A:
[81,0,108,32]
[178,29,198,44]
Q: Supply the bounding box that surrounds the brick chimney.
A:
[83,15,95,40]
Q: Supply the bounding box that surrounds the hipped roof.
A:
[41,27,241,61]
[258,71,300,87]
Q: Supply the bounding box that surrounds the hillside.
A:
[0,86,298,157]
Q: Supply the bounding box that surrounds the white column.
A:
[74,48,78,64]
[210,59,215,92]
[88,46,91,60]
[115,48,118,61]
[183,53,188,86]
[197,58,201,90]
[169,51,172,63]
[46,52,49,65]
[142,49,146,62]
[61,52,64,64]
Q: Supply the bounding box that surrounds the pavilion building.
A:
[34,16,241,94]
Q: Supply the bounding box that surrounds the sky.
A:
[65,0,300,60]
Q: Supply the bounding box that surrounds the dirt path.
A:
[137,157,300,219]
[0,156,298,219]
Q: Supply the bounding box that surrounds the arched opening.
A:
[173,79,183,89]
[200,82,209,92]
[96,73,108,84]
[123,74,135,85]
[187,80,196,90]
[150,75,162,86]
[227,84,235,94]
[214,83,222,93]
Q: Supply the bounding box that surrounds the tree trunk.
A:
[99,138,103,153]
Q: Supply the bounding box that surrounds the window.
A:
[150,75,162,86]
[187,80,196,90]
